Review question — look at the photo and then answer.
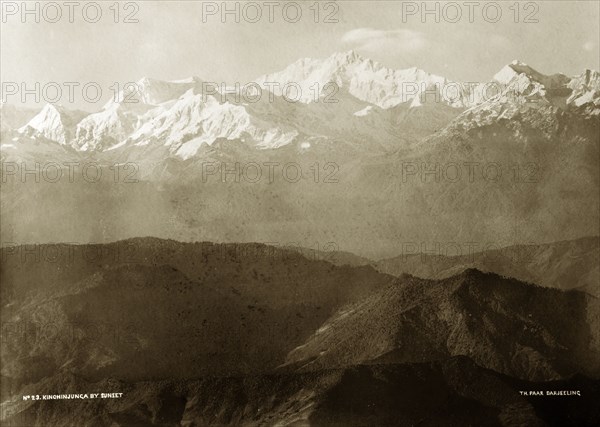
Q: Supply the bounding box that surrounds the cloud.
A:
[583,41,596,52]
[341,28,427,53]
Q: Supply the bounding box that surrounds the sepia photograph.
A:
[1,1,599,425]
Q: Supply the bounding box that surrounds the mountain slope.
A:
[2,241,599,425]
[0,239,393,385]
[3,358,599,427]
[376,237,600,296]
[18,104,89,145]
[283,269,600,382]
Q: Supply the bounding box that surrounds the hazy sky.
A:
[1,0,599,109]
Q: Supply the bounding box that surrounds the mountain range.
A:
[2,51,598,160]
[2,53,599,424]
[287,237,600,296]
[1,238,599,426]
[1,52,598,259]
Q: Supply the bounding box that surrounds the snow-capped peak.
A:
[493,61,570,89]
[493,60,535,83]
[327,49,365,66]
[567,68,600,110]
[19,103,88,145]
[493,61,526,83]
[256,51,459,108]
[105,76,204,109]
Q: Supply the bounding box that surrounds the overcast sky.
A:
[1,1,599,109]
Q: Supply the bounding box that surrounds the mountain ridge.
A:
[282,268,600,382]
[4,52,597,158]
